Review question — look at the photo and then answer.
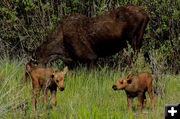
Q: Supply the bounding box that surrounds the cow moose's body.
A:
[32,5,149,67]
[112,72,155,111]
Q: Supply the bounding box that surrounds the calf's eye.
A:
[56,80,59,83]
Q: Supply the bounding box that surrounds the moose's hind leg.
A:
[148,86,155,110]
[143,92,147,108]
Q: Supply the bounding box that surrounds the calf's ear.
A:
[127,74,134,84]
[62,66,68,75]
[26,64,32,72]
[127,73,135,79]
[30,59,38,66]
[127,79,132,84]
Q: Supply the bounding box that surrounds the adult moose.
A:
[28,5,149,68]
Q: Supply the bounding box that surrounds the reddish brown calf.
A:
[112,72,155,111]
[25,62,68,112]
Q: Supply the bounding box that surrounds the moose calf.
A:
[25,61,68,112]
[112,72,155,111]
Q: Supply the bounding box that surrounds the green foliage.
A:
[0,0,179,72]
[132,53,152,74]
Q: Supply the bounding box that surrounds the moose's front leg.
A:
[127,97,133,111]
[51,89,57,107]
[32,80,40,112]
[43,88,48,110]
[137,93,144,111]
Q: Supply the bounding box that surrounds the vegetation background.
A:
[0,0,179,118]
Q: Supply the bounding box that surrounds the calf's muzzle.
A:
[60,87,64,91]
[112,85,117,90]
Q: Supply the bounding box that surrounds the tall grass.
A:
[0,58,179,119]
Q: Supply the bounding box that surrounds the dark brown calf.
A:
[25,62,68,112]
[112,72,155,111]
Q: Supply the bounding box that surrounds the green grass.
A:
[0,58,179,119]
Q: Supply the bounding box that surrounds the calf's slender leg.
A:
[32,80,40,112]
[137,94,144,111]
[148,86,155,110]
[51,89,57,107]
[143,92,147,108]
[43,88,48,110]
[127,97,133,110]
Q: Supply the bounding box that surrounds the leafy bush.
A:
[0,0,179,73]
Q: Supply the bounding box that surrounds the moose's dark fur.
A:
[31,5,149,67]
